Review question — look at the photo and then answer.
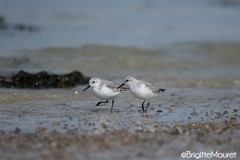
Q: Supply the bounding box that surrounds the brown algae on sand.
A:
[0,70,90,88]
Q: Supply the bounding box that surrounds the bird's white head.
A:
[124,76,137,86]
[89,78,101,88]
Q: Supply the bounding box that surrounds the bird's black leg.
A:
[111,100,114,111]
[142,100,145,112]
[144,102,150,112]
[96,100,108,106]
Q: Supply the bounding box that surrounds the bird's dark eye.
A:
[93,81,95,83]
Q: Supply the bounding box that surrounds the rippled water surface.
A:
[1,0,240,87]
[1,0,240,50]
[1,42,240,88]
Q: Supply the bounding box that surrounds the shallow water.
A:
[1,0,240,51]
[1,42,240,89]
[1,0,240,88]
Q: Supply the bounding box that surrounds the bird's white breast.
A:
[93,85,121,100]
[129,83,157,100]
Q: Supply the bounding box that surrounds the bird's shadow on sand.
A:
[84,107,151,115]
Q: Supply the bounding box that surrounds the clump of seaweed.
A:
[0,15,39,32]
[0,70,90,88]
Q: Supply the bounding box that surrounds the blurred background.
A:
[0,0,240,88]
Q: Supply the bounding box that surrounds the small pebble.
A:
[14,127,21,134]
[37,127,46,132]
[153,123,158,127]
[52,122,60,126]
[145,114,151,117]
[230,115,237,120]
[210,110,214,115]
[215,113,222,118]
[62,125,68,130]
[135,126,143,132]
[103,124,109,129]
[169,108,175,113]
[147,128,155,133]
[223,111,229,115]
[135,122,141,127]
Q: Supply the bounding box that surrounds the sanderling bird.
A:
[118,76,166,112]
[83,77,128,111]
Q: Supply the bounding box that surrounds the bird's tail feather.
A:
[158,88,166,92]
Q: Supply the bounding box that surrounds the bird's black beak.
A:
[83,85,91,91]
[117,82,125,89]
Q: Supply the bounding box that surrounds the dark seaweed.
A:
[0,70,90,88]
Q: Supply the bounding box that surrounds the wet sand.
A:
[0,87,239,159]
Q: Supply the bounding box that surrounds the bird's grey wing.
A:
[139,80,160,93]
[104,80,128,92]
[102,80,121,92]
